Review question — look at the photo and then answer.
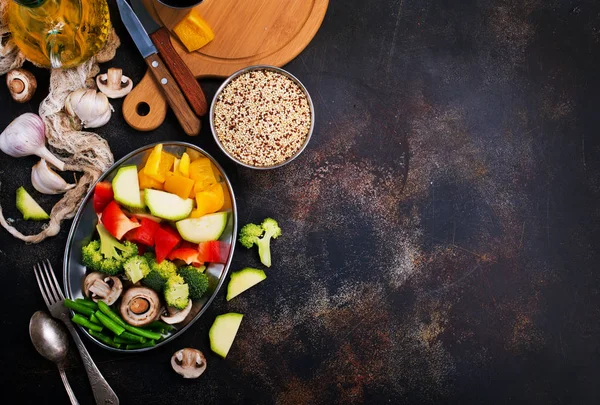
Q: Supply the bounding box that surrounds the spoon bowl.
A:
[29,311,69,363]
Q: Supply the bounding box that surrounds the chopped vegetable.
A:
[172,9,215,52]
[124,217,160,246]
[178,152,190,177]
[81,224,138,275]
[176,212,228,244]
[144,189,194,221]
[93,181,114,213]
[154,225,181,263]
[138,168,163,190]
[164,274,189,310]
[226,268,266,301]
[168,248,200,265]
[197,241,229,264]
[190,183,224,218]
[238,218,281,267]
[164,173,195,200]
[123,255,151,284]
[209,313,243,358]
[64,298,95,317]
[72,314,104,332]
[94,310,125,336]
[15,186,49,220]
[101,200,140,239]
[178,266,209,300]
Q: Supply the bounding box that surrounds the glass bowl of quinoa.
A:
[210,65,314,169]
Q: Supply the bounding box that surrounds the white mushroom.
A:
[171,348,206,379]
[83,272,123,306]
[119,287,161,326]
[161,299,192,324]
[96,68,133,99]
[6,69,37,103]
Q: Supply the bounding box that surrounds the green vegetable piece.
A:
[144,189,194,221]
[89,313,102,326]
[72,314,103,332]
[144,320,175,332]
[178,266,209,300]
[97,301,127,328]
[209,313,243,358]
[64,299,95,317]
[75,298,98,310]
[15,186,49,220]
[88,329,121,349]
[164,274,189,309]
[226,267,266,301]
[96,299,162,340]
[119,331,147,344]
[112,165,144,209]
[238,218,281,267]
[125,340,156,350]
[80,224,138,276]
[123,255,150,284]
[94,311,125,336]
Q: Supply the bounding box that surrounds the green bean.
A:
[89,313,102,325]
[64,299,95,317]
[72,314,103,332]
[94,311,125,336]
[97,301,127,327]
[75,298,98,310]
[119,331,148,343]
[126,340,156,350]
[123,324,162,340]
[88,330,121,349]
[145,321,174,332]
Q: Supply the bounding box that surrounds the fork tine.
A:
[38,262,57,304]
[33,264,51,308]
[41,260,60,304]
[45,259,64,300]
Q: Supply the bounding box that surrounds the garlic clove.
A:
[31,159,75,195]
[65,89,112,129]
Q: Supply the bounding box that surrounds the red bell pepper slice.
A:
[93,182,114,214]
[101,201,140,240]
[167,248,200,265]
[124,217,161,247]
[197,241,230,264]
[154,225,181,263]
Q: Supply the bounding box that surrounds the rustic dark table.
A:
[2,0,599,403]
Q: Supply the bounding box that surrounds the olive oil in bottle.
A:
[8,0,111,69]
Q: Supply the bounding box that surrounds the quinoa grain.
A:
[213,69,312,167]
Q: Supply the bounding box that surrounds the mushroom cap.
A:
[6,68,37,103]
[83,273,123,306]
[96,68,133,99]
[161,299,192,324]
[83,272,104,297]
[120,287,161,327]
[171,348,207,379]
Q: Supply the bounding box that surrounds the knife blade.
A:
[116,0,200,136]
[130,0,207,117]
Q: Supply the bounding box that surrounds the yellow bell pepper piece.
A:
[138,169,163,190]
[179,152,190,177]
[143,149,175,183]
[173,158,181,174]
[185,147,202,161]
[190,183,224,218]
[173,9,215,52]
[164,173,195,200]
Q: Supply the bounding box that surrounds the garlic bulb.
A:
[0,113,65,171]
[65,89,113,128]
[31,159,75,194]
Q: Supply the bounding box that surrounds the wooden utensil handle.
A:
[145,53,201,136]
[150,27,208,116]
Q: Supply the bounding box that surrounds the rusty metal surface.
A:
[1,0,599,403]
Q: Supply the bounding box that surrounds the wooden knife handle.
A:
[150,27,207,116]
[145,53,201,136]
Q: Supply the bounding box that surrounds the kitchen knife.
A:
[116,0,201,136]
[130,0,207,117]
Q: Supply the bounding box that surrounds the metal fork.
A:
[34,260,119,405]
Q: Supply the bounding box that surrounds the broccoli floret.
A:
[80,225,138,276]
[123,255,151,284]
[238,218,281,267]
[178,266,209,300]
[141,270,167,292]
[144,253,177,279]
[164,274,189,309]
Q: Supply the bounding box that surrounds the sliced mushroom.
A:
[119,287,160,326]
[161,299,192,324]
[7,69,37,103]
[96,68,133,98]
[83,272,123,306]
[171,348,206,379]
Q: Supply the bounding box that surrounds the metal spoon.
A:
[30,311,80,405]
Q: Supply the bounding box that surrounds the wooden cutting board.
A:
[123,0,329,132]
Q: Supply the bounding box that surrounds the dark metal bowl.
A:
[63,142,237,353]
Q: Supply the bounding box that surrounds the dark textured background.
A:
[2,0,600,403]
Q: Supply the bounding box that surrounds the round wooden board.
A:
[123,0,328,132]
